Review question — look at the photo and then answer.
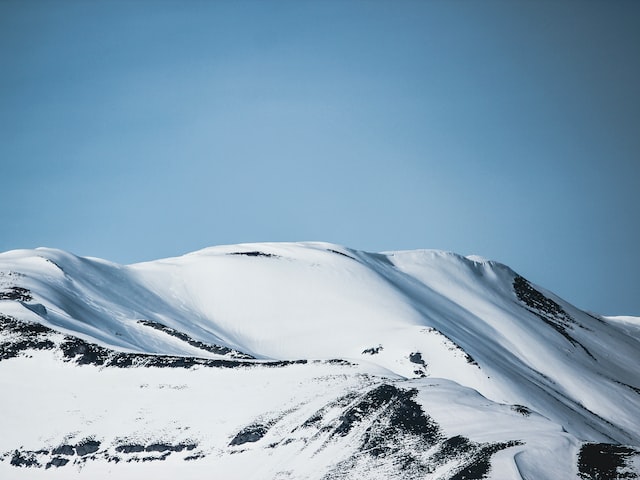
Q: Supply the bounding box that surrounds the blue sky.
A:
[1,1,639,315]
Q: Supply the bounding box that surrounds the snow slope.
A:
[0,242,638,479]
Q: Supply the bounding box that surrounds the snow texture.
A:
[0,242,638,479]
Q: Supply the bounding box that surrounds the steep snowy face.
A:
[128,243,427,362]
[1,242,639,479]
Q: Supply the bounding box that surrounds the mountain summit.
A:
[1,242,638,479]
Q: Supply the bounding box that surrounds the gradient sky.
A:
[1,0,639,315]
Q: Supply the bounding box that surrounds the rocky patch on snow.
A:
[578,443,640,480]
[2,439,201,469]
[318,384,521,480]
[0,315,309,369]
[137,319,254,359]
[513,275,595,358]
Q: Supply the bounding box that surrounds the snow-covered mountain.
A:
[1,242,638,479]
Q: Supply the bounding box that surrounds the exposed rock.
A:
[513,275,595,359]
[45,457,69,469]
[228,251,277,258]
[0,287,32,302]
[578,443,639,480]
[0,314,56,360]
[324,384,521,480]
[137,319,254,359]
[10,450,40,468]
[511,405,532,416]
[362,345,383,355]
[327,249,356,260]
[230,424,269,446]
[115,444,145,454]
[409,352,425,365]
[145,442,196,452]
[75,439,101,456]
[51,444,75,456]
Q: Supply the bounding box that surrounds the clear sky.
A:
[1,0,639,315]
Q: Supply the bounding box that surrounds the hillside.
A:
[1,242,638,479]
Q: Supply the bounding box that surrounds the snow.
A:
[1,241,639,478]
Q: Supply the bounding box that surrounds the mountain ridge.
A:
[1,242,638,479]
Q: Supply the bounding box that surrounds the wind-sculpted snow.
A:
[1,241,639,479]
[136,319,255,359]
[0,314,304,369]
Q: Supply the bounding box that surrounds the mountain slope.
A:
[1,242,638,479]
